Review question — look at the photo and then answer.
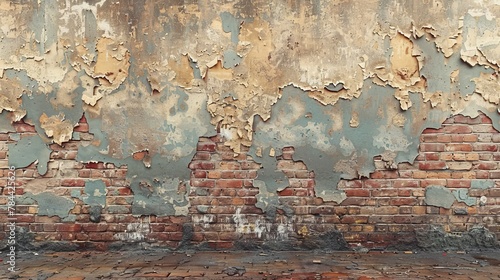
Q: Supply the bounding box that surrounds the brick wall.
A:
[1,113,500,250]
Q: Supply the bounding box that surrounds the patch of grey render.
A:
[415,35,493,96]
[416,225,499,251]
[453,189,476,207]
[471,179,495,190]
[25,192,75,218]
[8,134,51,175]
[424,185,456,209]
[223,49,242,69]
[82,179,107,207]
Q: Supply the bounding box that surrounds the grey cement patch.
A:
[425,186,455,209]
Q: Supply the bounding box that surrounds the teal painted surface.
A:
[26,192,75,218]
[8,135,51,175]
[425,186,456,209]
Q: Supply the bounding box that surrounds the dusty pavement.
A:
[1,250,499,280]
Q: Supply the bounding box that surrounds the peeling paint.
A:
[2,0,500,223]
[453,189,476,207]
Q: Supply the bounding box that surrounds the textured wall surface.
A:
[1,0,500,251]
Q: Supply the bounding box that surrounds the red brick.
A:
[442,125,472,134]
[364,180,391,188]
[192,170,207,178]
[216,180,243,188]
[88,232,114,241]
[476,162,497,170]
[278,188,294,196]
[447,179,471,188]
[57,224,82,232]
[392,180,419,188]
[189,161,215,170]
[473,143,498,152]
[74,123,89,132]
[390,198,417,206]
[425,153,440,161]
[419,162,447,170]
[371,189,398,197]
[472,125,498,133]
[85,162,105,169]
[398,189,412,197]
[341,215,368,224]
[345,189,370,197]
[422,128,439,134]
[445,143,473,152]
[420,143,445,152]
[370,171,399,179]
[221,171,235,179]
[490,171,500,179]
[15,215,35,223]
[191,179,215,188]
[12,122,36,132]
[463,134,479,142]
[193,152,210,160]
[197,142,216,152]
[82,223,108,232]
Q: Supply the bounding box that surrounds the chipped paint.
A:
[2,0,500,223]
[453,189,476,207]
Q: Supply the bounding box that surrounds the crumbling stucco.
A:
[2,0,500,216]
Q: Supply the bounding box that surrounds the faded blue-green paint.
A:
[188,57,202,79]
[223,49,242,69]
[425,186,455,209]
[251,147,292,217]
[83,180,107,207]
[453,189,476,207]
[26,192,75,218]
[8,134,51,175]
[471,179,495,190]
[0,112,13,133]
[220,11,241,45]
[415,35,492,96]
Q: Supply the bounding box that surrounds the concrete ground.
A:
[1,250,499,279]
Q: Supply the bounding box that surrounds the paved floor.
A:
[1,250,499,279]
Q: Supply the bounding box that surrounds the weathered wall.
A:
[1,0,500,251]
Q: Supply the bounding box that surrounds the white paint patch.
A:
[192,214,215,229]
[114,222,150,241]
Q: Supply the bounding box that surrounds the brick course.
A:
[1,113,500,250]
